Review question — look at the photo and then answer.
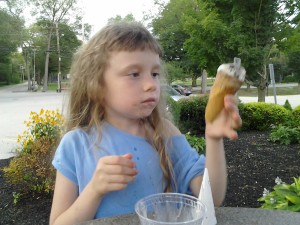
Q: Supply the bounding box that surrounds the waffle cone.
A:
[205,71,243,123]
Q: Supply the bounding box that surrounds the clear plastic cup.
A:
[135,193,206,225]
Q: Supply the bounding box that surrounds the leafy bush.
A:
[292,105,300,128]
[3,109,63,194]
[258,177,300,212]
[282,75,297,83]
[185,134,206,155]
[283,99,292,111]
[166,96,181,127]
[238,102,291,131]
[177,95,208,134]
[269,125,300,145]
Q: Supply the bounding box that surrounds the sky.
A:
[81,0,166,36]
[0,0,168,38]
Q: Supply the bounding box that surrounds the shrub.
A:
[283,99,292,111]
[282,75,297,83]
[166,96,181,127]
[3,109,63,194]
[238,102,291,131]
[292,105,300,128]
[185,134,206,155]
[269,125,300,145]
[177,95,208,134]
[258,177,300,212]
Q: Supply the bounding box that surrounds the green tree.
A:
[151,0,201,86]
[164,61,186,84]
[181,0,228,76]
[25,19,82,85]
[28,0,78,91]
[152,0,299,101]
[0,8,24,84]
[280,16,300,84]
[107,13,136,24]
[204,0,299,101]
[288,51,300,84]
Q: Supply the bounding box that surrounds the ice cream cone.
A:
[205,63,246,123]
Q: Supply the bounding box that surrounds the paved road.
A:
[0,83,299,159]
[0,83,67,159]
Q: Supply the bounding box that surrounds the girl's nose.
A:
[143,74,158,91]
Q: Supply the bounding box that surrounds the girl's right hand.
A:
[89,153,138,198]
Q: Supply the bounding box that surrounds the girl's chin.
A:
[135,109,155,119]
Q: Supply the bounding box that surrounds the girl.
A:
[50,22,241,225]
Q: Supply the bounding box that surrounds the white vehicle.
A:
[161,85,188,101]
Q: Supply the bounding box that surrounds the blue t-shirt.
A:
[52,122,205,219]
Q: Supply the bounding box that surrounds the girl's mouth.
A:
[142,98,156,104]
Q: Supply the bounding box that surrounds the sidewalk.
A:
[0,83,67,159]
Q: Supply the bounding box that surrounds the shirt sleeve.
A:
[168,135,206,194]
[52,130,81,185]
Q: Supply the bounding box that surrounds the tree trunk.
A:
[201,69,207,94]
[247,83,250,91]
[43,30,53,92]
[192,77,197,87]
[257,65,267,102]
[257,87,266,102]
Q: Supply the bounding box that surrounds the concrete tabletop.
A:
[77,207,300,225]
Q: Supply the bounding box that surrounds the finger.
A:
[101,155,136,168]
[107,174,137,184]
[232,113,242,129]
[224,95,238,106]
[122,153,133,160]
[224,97,239,113]
[224,96,242,129]
[103,182,128,192]
[224,127,238,140]
[103,164,138,176]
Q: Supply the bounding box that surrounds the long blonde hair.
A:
[65,21,175,192]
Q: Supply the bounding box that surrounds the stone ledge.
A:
[77,207,300,225]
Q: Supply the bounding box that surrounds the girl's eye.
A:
[152,73,160,77]
[129,73,140,78]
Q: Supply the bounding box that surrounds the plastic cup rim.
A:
[134,193,207,225]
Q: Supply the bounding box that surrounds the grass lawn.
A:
[47,82,69,91]
[238,86,300,97]
[172,78,215,86]
[48,83,59,91]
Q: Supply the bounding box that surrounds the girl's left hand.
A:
[205,95,242,140]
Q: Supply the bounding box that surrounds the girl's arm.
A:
[50,154,137,225]
[190,95,242,206]
[49,171,101,225]
[189,138,226,206]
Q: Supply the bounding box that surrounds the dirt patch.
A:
[1,131,299,225]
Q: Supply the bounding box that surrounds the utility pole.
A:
[23,48,31,91]
[56,22,61,92]
[20,65,24,82]
[269,64,277,104]
[80,0,86,43]
[33,48,36,81]
[82,20,85,42]
[43,26,54,92]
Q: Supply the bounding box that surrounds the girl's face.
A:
[103,50,161,124]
